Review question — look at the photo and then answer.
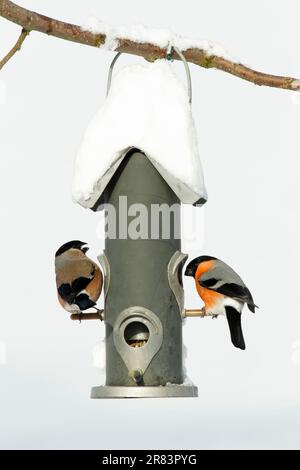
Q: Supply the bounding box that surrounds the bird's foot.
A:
[199,307,207,318]
[78,311,83,323]
[93,308,104,321]
[212,314,219,320]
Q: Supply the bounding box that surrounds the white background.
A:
[0,0,299,450]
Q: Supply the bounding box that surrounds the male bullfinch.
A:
[185,255,257,350]
[55,240,103,319]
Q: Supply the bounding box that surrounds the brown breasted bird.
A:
[55,240,103,319]
[185,255,257,350]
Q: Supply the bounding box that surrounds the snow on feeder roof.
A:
[72,59,207,209]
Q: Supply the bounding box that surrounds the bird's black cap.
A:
[184,255,217,277]
[55,240,88,257]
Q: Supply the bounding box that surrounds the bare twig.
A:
[0,0,299,90]
[0,27,29,70]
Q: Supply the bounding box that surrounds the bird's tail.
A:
[225,306,246,350]
[247,302,259,313]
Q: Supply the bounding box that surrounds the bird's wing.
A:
[198,259,257,311]
[204,279,254,303]
[55,255,96,304]
[58,272,95,304]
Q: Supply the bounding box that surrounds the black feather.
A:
[200,277,219,288]
[55,240,87,257]
[71,276,92,293]
[185,255,217,277]
[58,283,75,304]
[75,294,96,311]
[58,276,92,304]
[214,282,250,299]
[225,306,246,350]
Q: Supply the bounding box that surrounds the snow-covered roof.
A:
[72,60,207,209]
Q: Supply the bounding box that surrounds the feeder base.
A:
[90,384,198,399]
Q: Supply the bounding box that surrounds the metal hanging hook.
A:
[106,46,192,104]
[171,45,192,104]
[106,51,122,97]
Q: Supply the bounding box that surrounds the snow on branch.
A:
[0,0,299,91]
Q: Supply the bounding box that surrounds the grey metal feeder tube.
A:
[91,150,198,398]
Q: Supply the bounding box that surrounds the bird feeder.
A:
[72,50,207,398]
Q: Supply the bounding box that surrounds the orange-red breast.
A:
[55,240,103,316]
[185,255,257,350]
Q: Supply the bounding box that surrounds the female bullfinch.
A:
[55,240,103,319]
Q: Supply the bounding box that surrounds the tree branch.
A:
[0,0,299,91]
[0,26,29,70]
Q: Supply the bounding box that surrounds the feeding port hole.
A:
[124,321,150,348]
